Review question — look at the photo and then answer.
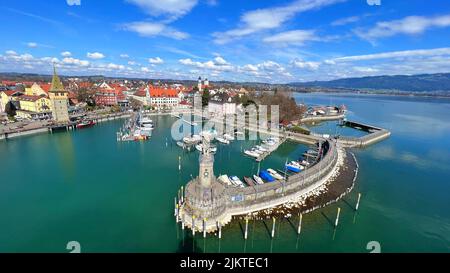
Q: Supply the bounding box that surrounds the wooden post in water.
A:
[244,218,249,240]
[355,193,361,211]
[175,204,179,222]
[174,197,177,216]
[218,221,222,239]
[178,156,181,171]
[192,216,196,236]
[181,211,185,230]
[181,186,184,203]
[271,217,276,238]
[203,218,207,238]
[335,207,341,227]
[297,213,303,234]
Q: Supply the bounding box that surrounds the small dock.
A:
[255,137,286,162]
[337,120,391,148]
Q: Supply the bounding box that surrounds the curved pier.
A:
[178,138,346,232]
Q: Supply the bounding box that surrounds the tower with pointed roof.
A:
[48,65,69,123]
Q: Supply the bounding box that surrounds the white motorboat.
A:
[229,176,245,188]
[251,148,264,154]
[244,150,260,158]
[223,133,234,141]
[216,136,230,144]
[218,175,232,186]
[289,161,305,170]
[255,145,268,152]
[253,175,264,185]
[267,168,284,180]
[195,144,217,153]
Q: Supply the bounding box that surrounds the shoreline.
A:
[294,90,450,100]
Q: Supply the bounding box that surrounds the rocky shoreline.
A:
[234,149,358,221]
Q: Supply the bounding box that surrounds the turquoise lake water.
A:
[0,93,449,252]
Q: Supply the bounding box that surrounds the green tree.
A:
[202,89,210,107]
[5,101,17,117]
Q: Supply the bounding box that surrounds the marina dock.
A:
[337,120,391,148]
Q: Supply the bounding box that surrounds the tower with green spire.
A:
[48,65,70,123]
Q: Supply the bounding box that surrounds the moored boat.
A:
[253,175,264,185]
[229,176,245,188]
[244,150,260,158]
[76,120,96,129]
[259,170,275,182]
[216,136,230,144]
[218,174,232,186]
[267,168,284,180]
[243,176,255,186]
[286,163,301,173]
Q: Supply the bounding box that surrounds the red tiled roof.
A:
[134,88,147,97]
[2,80,17,86]
[149,85,177,97]
[36,83,51,94]
[2,90,22,96]
[16,95,43,102]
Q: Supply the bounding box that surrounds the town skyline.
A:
[1,0,450,83]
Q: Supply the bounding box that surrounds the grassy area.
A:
[288,125,311,135]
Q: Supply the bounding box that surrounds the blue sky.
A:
[0,0,449,83]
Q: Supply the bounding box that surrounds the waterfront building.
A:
[29,83,51,97]
[133,85,179,109]
[208,100,236,116]
[0,90,22,112]
[94,83,128,107]
[15,95,52,120]
[48,66,70,123]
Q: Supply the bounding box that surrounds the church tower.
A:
[48,65,70,123]
[197,76,203,92]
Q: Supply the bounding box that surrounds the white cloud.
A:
[242,64,258,72]
[331,15,361,26]
[61,51,72,57]
[353,66,379,73]
[214,56,228,65]
[290,58,321,70]
[122,21,189,40]
[128,61,137,65]
[330,47,450,62]
[263,29,320,45]
[355,14,450,41]
[126,0,198,19]
[179,56,234,72]
[27,42,38,48]
[5,50,18,56]
[87,52,105,59]
[106,63,125,70]
[67,0,81,6]
[62,57,90,67]
[213,0,344,44]
[120,54,130,58]
[141,67,152,72]
[148,57,164,64]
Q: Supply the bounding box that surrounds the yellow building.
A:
[15,95,52,119]
[0,90,22,113]
[48,66,70,123]
[29,82,51,97]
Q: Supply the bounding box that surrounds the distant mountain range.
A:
[291,73,450,92]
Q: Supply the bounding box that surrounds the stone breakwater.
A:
[235,149,358,220]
